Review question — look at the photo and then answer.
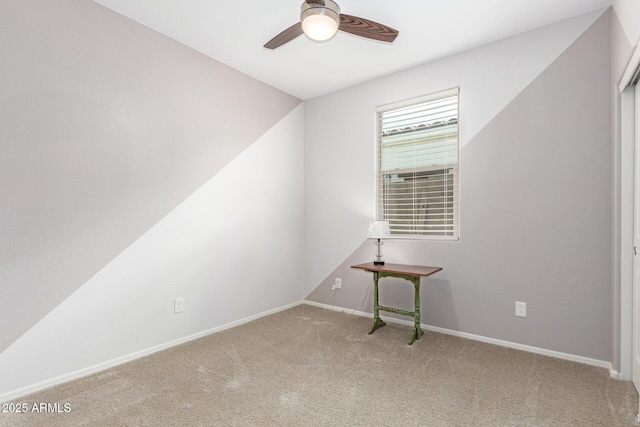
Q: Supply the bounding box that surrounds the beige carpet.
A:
[1,304,638,426]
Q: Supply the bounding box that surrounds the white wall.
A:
[0,105,305,398]
[305,9,613,363]
[0,0,304,399]
[303,10,604,297]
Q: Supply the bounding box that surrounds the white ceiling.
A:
[93,0,611,100]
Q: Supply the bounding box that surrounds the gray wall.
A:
[305,10,612,362]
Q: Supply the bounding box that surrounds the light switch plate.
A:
[174,297,184,314]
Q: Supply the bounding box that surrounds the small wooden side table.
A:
[351,262,443,345]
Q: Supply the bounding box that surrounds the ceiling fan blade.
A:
[339,14,398,43]
[264,22,304,49]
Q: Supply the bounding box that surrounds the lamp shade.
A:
[367,221,391,239]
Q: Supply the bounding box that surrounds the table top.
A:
[351,262,442,277]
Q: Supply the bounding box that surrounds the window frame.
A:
[375,88,460,240]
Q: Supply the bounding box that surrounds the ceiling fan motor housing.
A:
[300,0,341,41]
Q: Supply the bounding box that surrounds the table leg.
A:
[408,277,424,345]
[368,272,386,334]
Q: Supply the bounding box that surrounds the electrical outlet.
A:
[515,301,526,318]
[332,278,342,290]
[174,297,184,314]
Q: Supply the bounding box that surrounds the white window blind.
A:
[376,88,459,239]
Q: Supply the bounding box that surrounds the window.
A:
[376,88,459,239]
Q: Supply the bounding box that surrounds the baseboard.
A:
[2,299,621,403]
[0,301,303,403]
[609,368,630,381]
[303,300,613,371]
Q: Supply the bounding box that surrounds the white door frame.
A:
[631,86,640,408]
[619,44,640,382]
[620,85,635,381]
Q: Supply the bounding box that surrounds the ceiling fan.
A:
[264,0,399,49]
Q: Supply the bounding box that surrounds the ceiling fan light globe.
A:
[302,14,339,41]
[300,1,340,42]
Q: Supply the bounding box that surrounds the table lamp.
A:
[367,221,391,265]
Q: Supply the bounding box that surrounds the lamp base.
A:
[373,239,385,266]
